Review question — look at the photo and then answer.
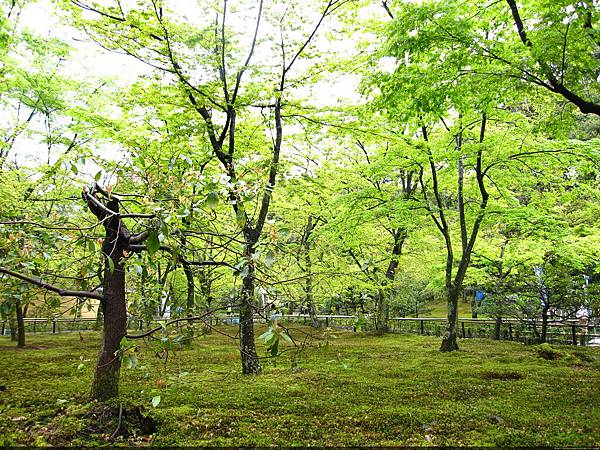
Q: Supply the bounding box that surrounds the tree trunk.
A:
[15,299,25,348]
[183,261,195,315]
[239,235,261,374]
[494,317,502,340]
[91,253,127,401]
[8,311,17,341]
[440,287,460,352]
[87,195,130,402]
[540,308,549,343]
[305,252,319,328]
[470,292,478,319]
[375,289,388,332]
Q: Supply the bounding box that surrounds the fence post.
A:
[325,316,329,327]
[461,321,466,338]
[52,320,56,334]
[420,319,424,335]
[139,319,143,331]
[508,323,513,341]
[571,325,577,346]
[33,320,36,333]
[1,320,5,336]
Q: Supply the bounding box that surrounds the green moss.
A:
[0,329,599,446]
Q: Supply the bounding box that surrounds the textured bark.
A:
[239,234,261,375]
[91,253,127,401]
[86,194,130,402]
[440,288,460,352]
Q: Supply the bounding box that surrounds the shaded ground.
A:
[0,326,599,446]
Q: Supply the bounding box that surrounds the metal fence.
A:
[2,314,598,346]
[278,315,600,347]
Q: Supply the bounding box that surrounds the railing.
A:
[276,314,600,347]
[0,317,145,336]
[2,314,598,346]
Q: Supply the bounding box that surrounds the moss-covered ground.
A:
[0,326,599,446]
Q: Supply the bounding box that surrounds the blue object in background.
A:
[475,290,485,305]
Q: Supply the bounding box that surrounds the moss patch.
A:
[1,327,599,446]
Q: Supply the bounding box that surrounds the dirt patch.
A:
[481,370,525,381]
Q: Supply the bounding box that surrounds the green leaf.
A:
[236,207,247,228]
[258,330,274,342]
[265,250,275,268]
[94,171,102,182]
[106,255,115,274]
[147,230,160,256]
[122,354,132,369]
[240,264,249,279]
[87,240,96,253]
[151,395,161,408]
[280,332,293,344]
[206,191,219,210]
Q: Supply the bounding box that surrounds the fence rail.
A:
[2,314,598,346]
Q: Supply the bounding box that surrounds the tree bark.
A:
[540,308,549,343]
[494,317,502,340]
[15,299,25,348]
[85,192,131,402]
[440,287,460,352]
[9,314,18,342]
[305,251,320,328]
[375,289,388,332]
[239,232,261,374]
[470,290,479,319]
[91,251,127,401]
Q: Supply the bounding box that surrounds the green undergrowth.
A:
[0,327,599,446]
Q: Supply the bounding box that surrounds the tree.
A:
[64,0,351,373]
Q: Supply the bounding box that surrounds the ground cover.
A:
[0,327,599,446]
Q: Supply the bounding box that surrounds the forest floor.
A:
[0,326,599,446]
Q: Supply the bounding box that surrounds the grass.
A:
[422,299,476,318]
[1,326,599,446]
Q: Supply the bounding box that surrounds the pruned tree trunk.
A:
[91,254,127,401]
[83,189,140,402]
